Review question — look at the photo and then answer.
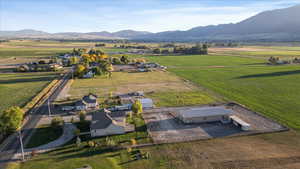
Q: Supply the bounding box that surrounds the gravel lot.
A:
[143,104,287,143]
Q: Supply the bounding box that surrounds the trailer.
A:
[230,115,251,131]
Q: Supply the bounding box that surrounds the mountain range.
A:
[1,5,300,41]
[0,29,151,40]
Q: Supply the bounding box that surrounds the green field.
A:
[148,54,300,130]
[0,72,58,114]
[0,48,72,58]
[227,51,300,57]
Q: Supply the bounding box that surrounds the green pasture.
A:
[0,72,58,114]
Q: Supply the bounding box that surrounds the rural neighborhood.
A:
[1,1,300,169]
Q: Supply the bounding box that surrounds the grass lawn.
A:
[8,131,300,169]
[69,71,218,107]
[0,72,58,114]
[149,54,300,130]
[78,114,151,146]
[147,91,219,107]
[25,125,63,149]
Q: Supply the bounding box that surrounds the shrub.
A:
[78,111,86,122]
[51,117,63,129]
[132,100,143,114]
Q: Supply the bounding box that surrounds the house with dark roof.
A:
[82,93,98,109]
[75,93,98,111]
[90,109,125,137]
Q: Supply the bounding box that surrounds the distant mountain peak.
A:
[135,5,300,41]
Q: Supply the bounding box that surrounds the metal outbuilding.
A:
[177,106,234,124]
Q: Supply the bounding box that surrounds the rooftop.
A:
[90,110,113,129]
[178,106,234,118]
[82,94,97,104]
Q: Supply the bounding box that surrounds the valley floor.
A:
[3,41,300,169]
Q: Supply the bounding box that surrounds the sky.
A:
[1,0,300,33]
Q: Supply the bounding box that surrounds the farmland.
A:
[148,54,300,130]
[0,72,58,114]
[4,41,300,169]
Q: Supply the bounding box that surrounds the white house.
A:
[82,94,98,109]
[90,110,125,137]
[75,94,98,111]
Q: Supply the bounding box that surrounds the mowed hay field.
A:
[69,71,220,107]
[210,46,300,58]
[0,72,58,114]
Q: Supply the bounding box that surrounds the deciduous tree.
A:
[0,106,24,134]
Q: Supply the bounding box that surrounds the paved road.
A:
[0,72,70,169]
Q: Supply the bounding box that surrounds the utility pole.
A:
[71,67,74,79]
[18,129,25,161]
[48,98,51,116]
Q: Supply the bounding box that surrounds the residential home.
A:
[90,109,125,137]
[83,71,94,78]
[82,93,98,109]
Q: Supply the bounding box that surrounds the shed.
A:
[138,98,153,109]
[177,106,234,124]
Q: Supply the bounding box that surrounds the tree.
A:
[75,64,86,78]
[112,57,122,65]
[153,48,161,54]
[105,137,116,149]
[17,65,30,72]
[78,111,86,122]
[120,55,129,64]
[202,44,208,55]
[0,106,24,134]
[132,100,143,114]
[38,60,46,64]
[69,56,79,65]
[51,116,63,129]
